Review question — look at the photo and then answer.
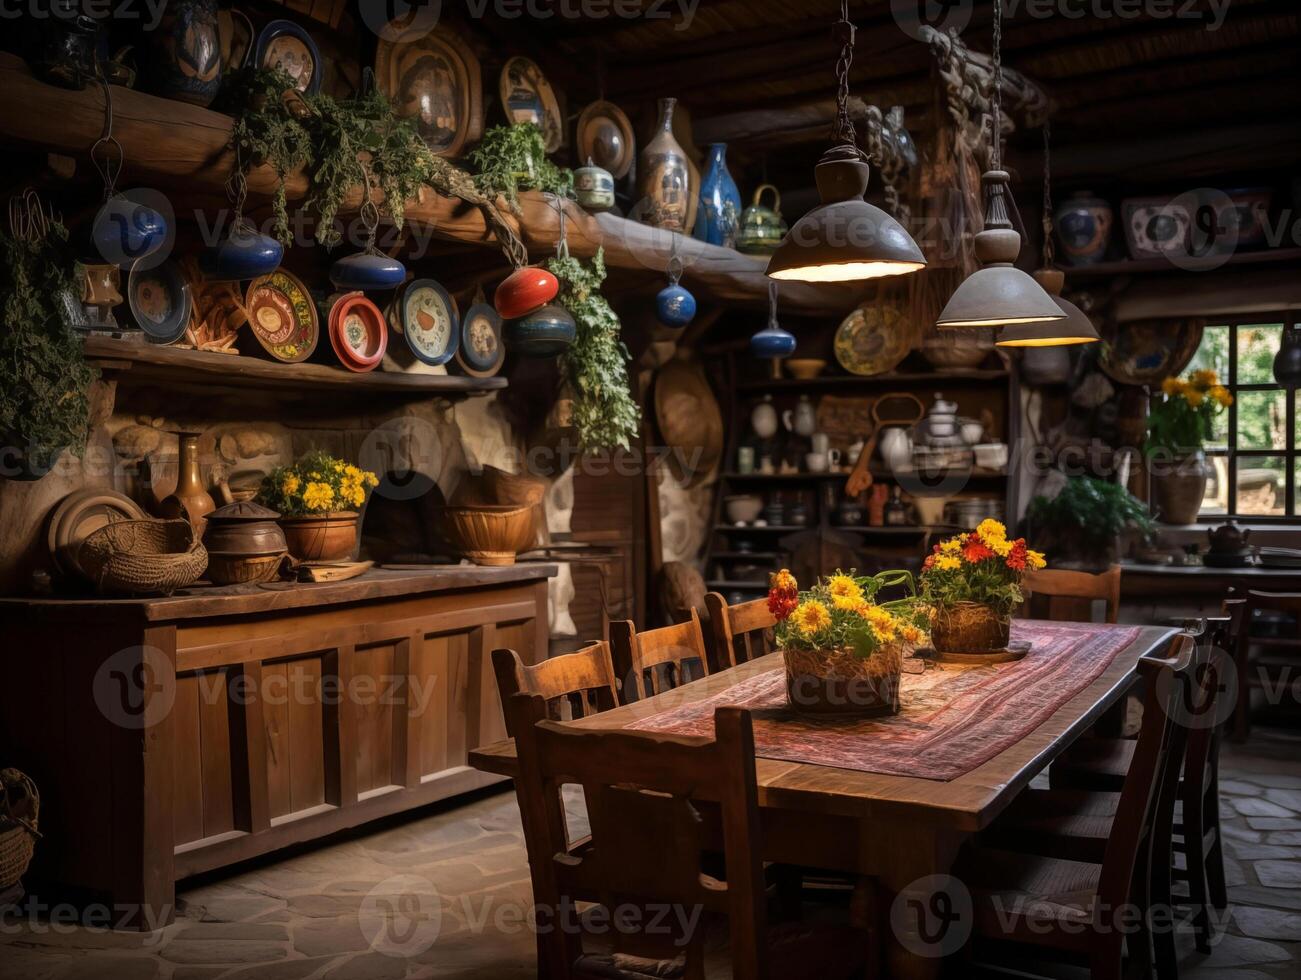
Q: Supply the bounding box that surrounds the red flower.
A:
[922,553,937,571]
[767,589,798,621]
[962,538,994,563]
[1006,540,1028,571]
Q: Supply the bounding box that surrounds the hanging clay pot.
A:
[329,251,406,291]
[505,304,576,357]
[495,267,560,320]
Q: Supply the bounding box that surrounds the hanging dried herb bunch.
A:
[470,123,574,213]
[544,248,640,452]
[0,216,96,475]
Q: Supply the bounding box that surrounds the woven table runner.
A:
[628,621,1143,782]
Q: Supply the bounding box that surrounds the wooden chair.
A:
[609,611,711,702]
[491,642,620,737]
[1020,565,1122,624]
[508,692,867,980]
[1228,591,1301,741]
[956,639,1195,980]
[704,592,777,671]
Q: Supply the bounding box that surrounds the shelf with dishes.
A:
[1061,247,1301,280]
[735,368,1009,392]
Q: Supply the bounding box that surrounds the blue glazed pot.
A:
[1054,191,1112,266]
[656,283,697,328]
[693,143,742,248]
[750,323,796,359]
[200,226,283,280]
[505,304,576,357]
[92,197,168,268]
[329,252,407,290]
[147,0,222,107]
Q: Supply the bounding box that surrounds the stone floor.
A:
[1,741,1299,980]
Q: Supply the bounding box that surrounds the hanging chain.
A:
[767,279,779,328]
[831,0,858,147]
[991,0,1003,172]
[90,77,124,202]
[358,156,382,253]
[1041,119,1055,268]
[550,192,570,262]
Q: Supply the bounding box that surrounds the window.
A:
[1188,314,1298,519]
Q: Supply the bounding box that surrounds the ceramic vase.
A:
[1274,324,1301,387]
[147,0,223,107]
[574,158,616,213]
[694,143,741,248]
[1054,191,1112,267]
[1150,451,1211,525]
[157,431,216,536]
[280,512,359,562]
[637,98,691,232]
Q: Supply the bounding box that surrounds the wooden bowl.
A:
[784,358,827,380]
[438,505,537,566]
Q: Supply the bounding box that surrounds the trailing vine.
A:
[470,124,574,213]
[544,248,640,452]
[0,218,96,473]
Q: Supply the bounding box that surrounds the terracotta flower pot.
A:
[932,602,1010,653]
[279,512,358,562]
[782,644,904,718]
[1150,451,1210,526]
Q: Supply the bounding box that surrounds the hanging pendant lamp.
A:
[765,0,926,284]
[998,121,1099,347]
[937,0,1064,332]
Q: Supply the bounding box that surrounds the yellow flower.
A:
[302,481,335,512]
[939,537,962,555]
[791,600,832,636]
[365,471,379,488]
[936,554,961,571]
[990,537,1014,557]
[870,621,897,643]
[345,465,361,480]
[900,623,924,645]
[281,474,301,495]
[832,593,862,613]
[1027,549,1048,570]
[1185,388,1204,408]
[827,573,863,603]
[1190,369,1218,389]
[772,569,798,592]
[1161,377,1184,397]
[976,519,1007,543]
[1210,385,1233,408]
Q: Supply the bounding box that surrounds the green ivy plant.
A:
[544,248,640,452]
[0,220,96,475]
[1025,476,1154,566]
[469,124,573,213]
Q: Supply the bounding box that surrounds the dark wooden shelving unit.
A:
[735,368,1009,392]
[1062,246,1301,280]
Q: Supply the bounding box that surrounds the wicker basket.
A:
[79,519,208,596]
[0,769,40,892]
[782,643,905,717]
[932,602,1011,653]
[438,505,538,566]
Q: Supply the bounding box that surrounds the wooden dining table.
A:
[469,622,1177,979]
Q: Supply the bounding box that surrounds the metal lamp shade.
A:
[997,295,1099,347]
[767,199,927,283]
[936,265,1068,329]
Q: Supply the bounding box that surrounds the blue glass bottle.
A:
[693,143,742,249]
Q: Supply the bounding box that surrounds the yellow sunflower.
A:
[791,600,832,636]
[302,481,335,512]
[827,573,863,603]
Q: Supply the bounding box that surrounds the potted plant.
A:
[1026,476,1155,570]
[257,450,379,561]
[920,520,1046,653]
[769,569,929,717]
[1146,369,1233,525]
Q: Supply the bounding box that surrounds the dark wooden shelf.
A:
[713,524,810,533]
[1062,246,1301,280]
[837,525,957,534]
[711,551,783,559]
[736,368,1009,392]
[82,336,507,397]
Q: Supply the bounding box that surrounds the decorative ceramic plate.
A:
[375,25,482,158]
[1099,317,1203,387]
[499,56,563,153]
[401,279,459,366]
[128,259,191,345]
[246,269,319,362]
[456,302,504,378]
[833,302,911,376]
[46,488,147,582]
[328,292,387,372]
[576,100,635,179]
[254,19,321,95]
[654,356,724,488]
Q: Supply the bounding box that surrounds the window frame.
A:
[1194,312,1298,523]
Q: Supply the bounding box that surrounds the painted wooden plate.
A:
[245,269,319,362]
[654,356,724,487]
[401,279,459,366]
[329,292,387,372]
[834,302,911,376]
[375,25,482,158]
[1099,317,1204,387]
[128,259,191,345]
[254,19,322,95]
[499,56,563,153]
[576,100,635,179]
[46,488,147,582]
[456,302,505,377]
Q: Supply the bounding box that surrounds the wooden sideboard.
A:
[0,565,553,928]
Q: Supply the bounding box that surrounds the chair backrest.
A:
[1180,610,1239,814]
[704,592,777,671]
[610,610,711,702]
[510,693,767,980]
[1021,566,1122,624]
[491,642,619,737]
[1097,635,1195,917]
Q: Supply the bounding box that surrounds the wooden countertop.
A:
[0,564,556,623]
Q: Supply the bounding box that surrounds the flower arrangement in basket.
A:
[257,450,380,562]
[768,569,930,717]
[920,520,1046,654]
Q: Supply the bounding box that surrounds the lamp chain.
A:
[832,0,857,147]
[1041,119,1055,267]
[991,0,1003,172]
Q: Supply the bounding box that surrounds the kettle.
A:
[1207,520,1251,555]
[736,185,788,255]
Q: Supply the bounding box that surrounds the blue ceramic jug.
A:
[694,144,741,249]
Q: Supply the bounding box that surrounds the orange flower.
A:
[962,538,994,563]
[1006,540,1028,571]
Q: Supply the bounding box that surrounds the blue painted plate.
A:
[254,19,322,96]
[128,259,191,345]
[457,303,504,377]
[401,279,460,366]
